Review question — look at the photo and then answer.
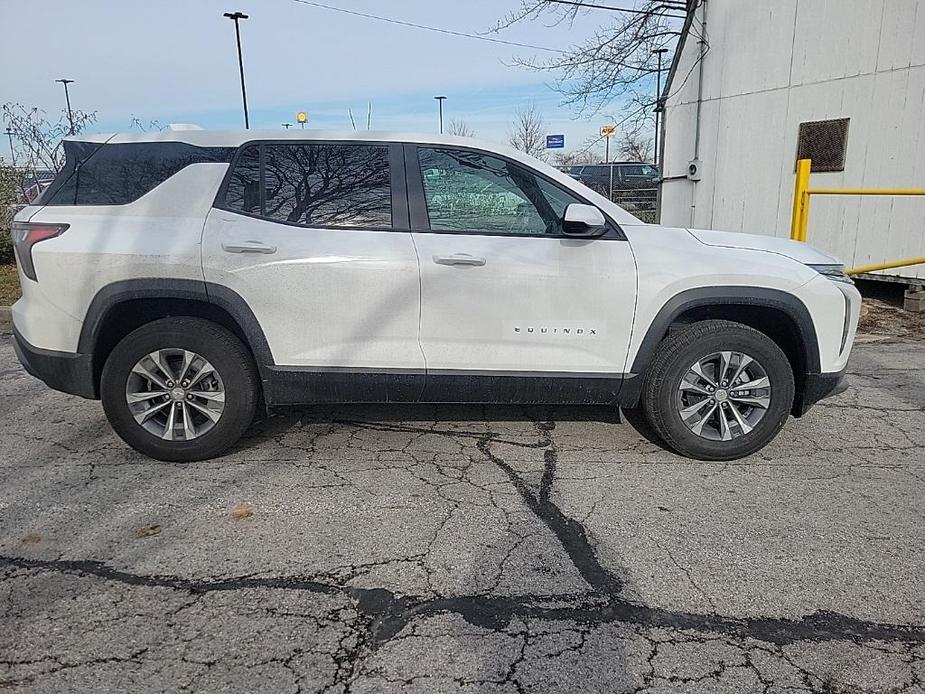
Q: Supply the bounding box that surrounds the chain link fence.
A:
[584,183,659,224]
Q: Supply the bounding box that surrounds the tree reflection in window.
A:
[418,148,580,236]
[224,145,260,214]
[263,144,391,228]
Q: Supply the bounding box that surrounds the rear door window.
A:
[223,145,261,215]
[223,142,392,229]
[264,144,390,228]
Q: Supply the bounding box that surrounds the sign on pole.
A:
[546,134,565,149]
[600,125,617,201]
[296,112,308,129]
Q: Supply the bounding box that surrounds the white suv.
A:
[11,129,860,462]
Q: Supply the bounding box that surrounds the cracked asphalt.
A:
[1,335,923,693]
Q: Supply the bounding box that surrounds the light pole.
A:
[4,128,15,167]
[433,95,446,134]
[652,47,668,170]
[55,79,75,135]
[223,12,250,129]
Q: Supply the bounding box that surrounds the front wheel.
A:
[641,320,795,461]
[100,318,259,461]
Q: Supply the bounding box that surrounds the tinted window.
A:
[43,141,234,206]
[620,165,644,176]
[418,147,583,236]
[262,143,391,227]
[224,145,261,215]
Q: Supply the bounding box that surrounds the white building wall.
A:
[660,0,925,280]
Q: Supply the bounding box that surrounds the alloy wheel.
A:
[676,351,771,441]
[125,349,226,441]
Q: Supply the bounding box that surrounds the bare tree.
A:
[2,102,97,173]
[554,146,599,167]
[617,127,654,163]
[508,102,547,160]
[491,1,688,132]
[447,119,476,138]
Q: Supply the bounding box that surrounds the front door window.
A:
[417,147,582,236]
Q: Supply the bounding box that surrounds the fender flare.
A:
[628,286,821,376]
[78,278,274,367]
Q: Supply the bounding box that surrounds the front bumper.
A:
[792,368,848,417]
[12,326,97,399]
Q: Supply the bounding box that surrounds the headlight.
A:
[807,263,853,284]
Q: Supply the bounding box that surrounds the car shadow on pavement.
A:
[236,402,676,457]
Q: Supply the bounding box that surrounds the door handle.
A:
[222,240,277,254]
[433,253,486,267]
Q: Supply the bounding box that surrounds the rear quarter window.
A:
[42,141,235,206]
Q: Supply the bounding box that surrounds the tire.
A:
[100,317,259,462]
[641,320,795,461]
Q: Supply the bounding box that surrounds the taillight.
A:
[11,222,69,281]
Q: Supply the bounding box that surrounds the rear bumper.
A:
[12,326,97,399]
[793,368,848,417]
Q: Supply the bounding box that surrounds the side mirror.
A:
[562,203,607,237]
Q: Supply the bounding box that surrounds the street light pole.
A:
[4,128,15,167]
[55,79,75,135]
[433,95,447,134]
[652,48,668,170]
[223,12,250,129]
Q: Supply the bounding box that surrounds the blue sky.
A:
[1,0,647,157]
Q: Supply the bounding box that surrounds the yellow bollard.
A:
[790,159,811,241]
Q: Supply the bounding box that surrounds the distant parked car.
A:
[17,170,56,205]
[22,180,52,204]
[567,162,659,209]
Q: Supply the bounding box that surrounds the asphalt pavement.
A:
[1,335,923,693]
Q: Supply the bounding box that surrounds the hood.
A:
[687,228,841,265]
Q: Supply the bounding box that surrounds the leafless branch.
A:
[129,116,166,133]
[508,102,548,160]
[616,125,654,162]
[2,102,97,173]
[448,119,476,137]
[492,0,685,129]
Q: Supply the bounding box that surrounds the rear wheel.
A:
[641,320,795,460]
[100,318,258,461]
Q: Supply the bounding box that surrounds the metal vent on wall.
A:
[796,118,850,172]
